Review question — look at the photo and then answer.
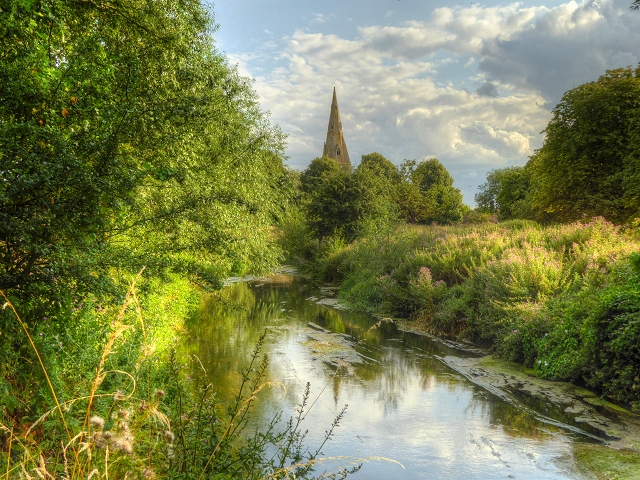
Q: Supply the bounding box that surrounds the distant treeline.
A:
[292,66,640,247]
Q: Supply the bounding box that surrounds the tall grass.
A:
[0,271,364,479]
[292,218,640,409]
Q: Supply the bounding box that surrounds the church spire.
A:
[322,86,351,172]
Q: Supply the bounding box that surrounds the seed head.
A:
[112,437,133,454]
[89,415,105,429]
[93,432,108,449]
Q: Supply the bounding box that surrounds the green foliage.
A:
[524,67,640,224]
[0,0,289,299]
[397,159,465,224]
[475,166,531,219]
[292,219,640,406]
[300,157,344,195]
[357,152,401,186]
[413,158,453,192]
[301,154,401,242]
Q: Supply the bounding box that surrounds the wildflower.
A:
[154,389,166,399]
[90,415,105,429]
[164,430,175,445]
[113,391,125,401]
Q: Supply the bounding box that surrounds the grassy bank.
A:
[0,271,353,479]
[291,218,640,411]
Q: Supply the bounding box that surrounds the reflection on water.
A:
[182,275,588,479]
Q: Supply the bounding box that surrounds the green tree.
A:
[0,0,288,296]
[302,155,396,241]
[357,152,401,186]
[304,160,352,239]
[299,156,343,194]
[424,184,465,224]
[525,67,640,224]
[413,158,454,193]
[397,159,465,224]
[476,166,531,220]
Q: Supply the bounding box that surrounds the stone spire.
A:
[322,87,351,172]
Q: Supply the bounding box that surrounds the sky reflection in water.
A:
[182,275,587,479]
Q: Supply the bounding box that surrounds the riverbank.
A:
[291,219,640,409]
[306,282,640,478]
[0,270,329,479]
[287,219,640,477]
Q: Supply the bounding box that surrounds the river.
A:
[181,272,606,479]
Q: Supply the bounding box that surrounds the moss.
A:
[584,396,633,415]
[574,445,640,480]
[479,354,528,374]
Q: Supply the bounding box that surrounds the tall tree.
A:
[0,0,288,295]
[525,67,640,224]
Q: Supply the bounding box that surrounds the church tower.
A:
[322,87,352,173]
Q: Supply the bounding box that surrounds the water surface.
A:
[183,274,593,479]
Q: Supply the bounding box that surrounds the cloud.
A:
[311,12,327,23]
[478,0,640,104]
[475,81,499,97]
[234,0,640,204]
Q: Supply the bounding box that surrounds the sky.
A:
[211,0,640,205]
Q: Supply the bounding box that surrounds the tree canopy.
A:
[397,159,464,224]
[524,67,640,224]
[0,0,289,296]
[475,166,531,220]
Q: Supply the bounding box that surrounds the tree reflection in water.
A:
[181,275,585,479]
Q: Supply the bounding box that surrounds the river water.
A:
[182,273,597,479]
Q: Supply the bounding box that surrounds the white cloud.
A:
[234,0,640,204]
[311,13,327,23]
[478,0,640,104]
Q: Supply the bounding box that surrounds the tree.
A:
[303,159,353,239]
[397,159,465,224]
[525,67,640,224]
[302,155,398,241]
[476,166,531,220]
[413,158,454,193]
[0,0,289,296]
[300,156,343,194]
[357,152,401,186]
[424,184,465,224]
